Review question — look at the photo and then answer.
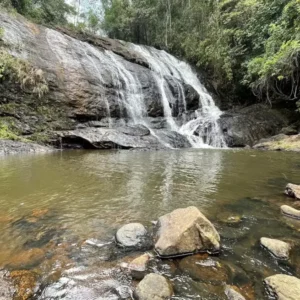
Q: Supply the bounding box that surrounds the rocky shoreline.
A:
[1,183,300,299]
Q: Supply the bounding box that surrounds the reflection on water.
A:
[0,149,300,298]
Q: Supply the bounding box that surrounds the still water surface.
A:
[0,149,300,299]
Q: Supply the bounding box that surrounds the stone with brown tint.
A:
[6,248,45,270]
[179,255,229,285]
[155,207,220,257]
[10,270,38,300]
[128,253,151,279]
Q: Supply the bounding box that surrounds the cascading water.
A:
[130,45,226,148]
[77,37,226,148]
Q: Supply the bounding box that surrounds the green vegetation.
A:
[102,0,300,105]
[0,122,21,140]
[1,0,76,26]
[0,48,49,98]
[1,0,299,107]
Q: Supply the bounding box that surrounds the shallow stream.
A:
[1,149,300,299]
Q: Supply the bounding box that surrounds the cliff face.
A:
[0,11,293,150]
[0,11,201,148]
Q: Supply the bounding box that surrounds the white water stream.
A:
[79,38,226,148]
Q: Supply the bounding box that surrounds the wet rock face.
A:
[0,12,199,128]
[154,206,220,257]
[134,273,173,300]
[264,274,300,300]
[59,127,191,150]
[218,104,288,147]
[260,238,291,260]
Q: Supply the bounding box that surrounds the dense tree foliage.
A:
[1,0,76,25]
[102,0,300,106]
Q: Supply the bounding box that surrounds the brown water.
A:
[0,149,300,299]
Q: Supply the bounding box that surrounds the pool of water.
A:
[1,148,300,299]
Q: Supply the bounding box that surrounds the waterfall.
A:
[130,45,226,148]
[78,38,226,148]
[105,50,147,125]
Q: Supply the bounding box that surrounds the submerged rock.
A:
[178,255,229,285]
[217,212,242,226]
[116,223,151,250]
[260,237,291,260]
[134,273,173,300]
[10,270,38,300]
[285,183,300,200]
[0,139,52,156]
[281,205,300,220]
[155,207,220,257]
[5,248,45,270]
[225,286,246,300]
[264,274,300,300]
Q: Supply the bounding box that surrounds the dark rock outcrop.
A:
[218,104,288,147]
[0,11,199,149]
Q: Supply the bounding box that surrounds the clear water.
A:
[1,149,300,299]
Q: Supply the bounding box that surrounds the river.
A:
[0,148,300,299]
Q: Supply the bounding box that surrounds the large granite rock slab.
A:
[155,207,220,257]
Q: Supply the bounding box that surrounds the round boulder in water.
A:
[134,273,173,300]
[116,223,150,250]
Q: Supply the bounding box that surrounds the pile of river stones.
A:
[114,183,300,300]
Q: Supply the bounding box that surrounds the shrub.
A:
[0,49,49,98]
